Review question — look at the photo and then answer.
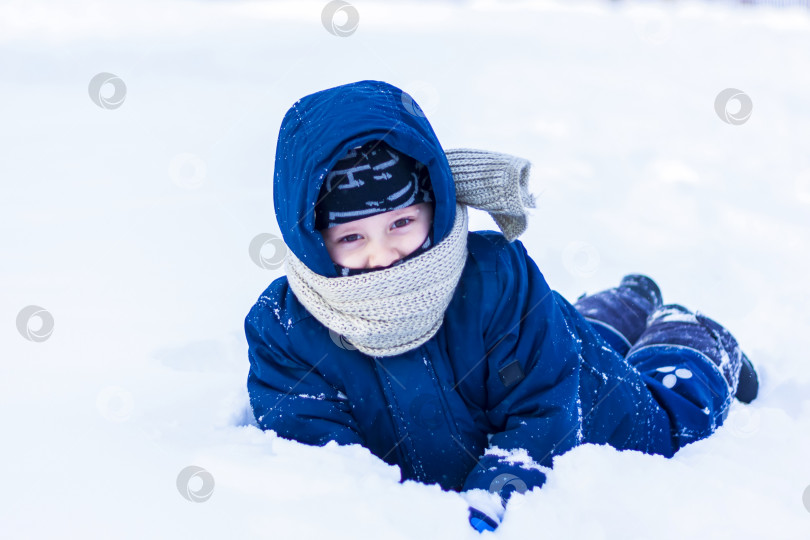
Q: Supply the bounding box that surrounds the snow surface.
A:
[2,0,810,538]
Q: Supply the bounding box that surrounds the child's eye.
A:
[338,234,361,243]
[393,218,414,229]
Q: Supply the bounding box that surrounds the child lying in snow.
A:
[244,79,759,532]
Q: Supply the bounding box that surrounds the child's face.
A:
[320,202,434,270]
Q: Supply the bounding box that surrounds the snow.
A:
[2,0,810,538]
[480,446,551,472]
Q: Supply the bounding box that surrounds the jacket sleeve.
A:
[461,234,582,500]
[245,292,364,447]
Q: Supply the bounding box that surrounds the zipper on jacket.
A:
[371,355,418,476]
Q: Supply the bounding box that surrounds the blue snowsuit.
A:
[245,80,735,498]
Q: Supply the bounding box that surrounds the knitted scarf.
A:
[284,148,535,358]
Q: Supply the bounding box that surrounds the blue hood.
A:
[273,80,457,277]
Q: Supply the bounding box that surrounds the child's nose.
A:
[367,246,401,269]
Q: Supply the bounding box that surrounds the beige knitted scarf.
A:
[284,148,536,357]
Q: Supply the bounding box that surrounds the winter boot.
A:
[574,274,663,356]
[693,312,759,404]
[625,304,755,450]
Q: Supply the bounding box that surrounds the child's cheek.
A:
[324,241,344,264]
[332,242,360,267]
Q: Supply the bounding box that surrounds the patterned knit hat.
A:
[315,139,434,231]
